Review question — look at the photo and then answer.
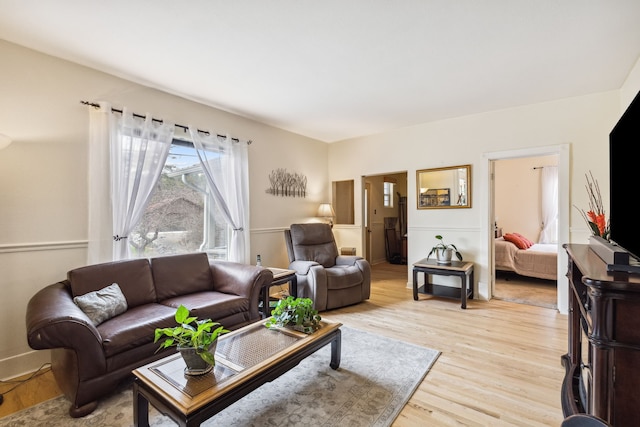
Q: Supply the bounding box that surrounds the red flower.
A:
[575,172,609,240]
[594,213,607,236]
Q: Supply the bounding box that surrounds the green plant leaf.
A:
[174,305,190,324]
[199,350,216,365]
[265,297,321,333]
[154,305,228,362]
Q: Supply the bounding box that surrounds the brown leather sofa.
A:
[25,252,272,417]
[284,223,371,311]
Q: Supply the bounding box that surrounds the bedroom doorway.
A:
[486,144,570,313]
[493,155,558,309]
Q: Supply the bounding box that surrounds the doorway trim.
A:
[483,143,570,314]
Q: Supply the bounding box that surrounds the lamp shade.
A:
[317,203,335,218]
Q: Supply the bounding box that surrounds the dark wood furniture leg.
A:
[289,275,298,298]
[133,381,150,427]
[330,328,341,369]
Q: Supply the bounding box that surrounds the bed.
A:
[494,236,558,281]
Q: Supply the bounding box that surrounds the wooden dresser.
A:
[562,244,640,426]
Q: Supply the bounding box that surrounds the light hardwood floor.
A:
[494,270,558,309]
[1,262,568,425]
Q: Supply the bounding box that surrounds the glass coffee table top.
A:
[146,320,327,399]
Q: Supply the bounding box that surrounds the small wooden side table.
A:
[412,258,474,309]
[260,268,297,318]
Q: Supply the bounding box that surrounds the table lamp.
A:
[317,203,336,228]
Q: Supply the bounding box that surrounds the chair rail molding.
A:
[0,240,88,254]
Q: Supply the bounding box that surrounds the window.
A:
[383,181,395,208]
[129,139,230,259]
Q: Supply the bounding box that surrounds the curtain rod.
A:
[80,101,252,144]
[532,166,555,170]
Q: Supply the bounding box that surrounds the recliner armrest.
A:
[289,260,320,275]
[335,255,363,266]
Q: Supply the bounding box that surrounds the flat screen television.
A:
[609,89,640,262]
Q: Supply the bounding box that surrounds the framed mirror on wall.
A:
[332,180,355,224]
[417,164,472,209]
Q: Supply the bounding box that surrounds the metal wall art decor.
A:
[266,168,307,197]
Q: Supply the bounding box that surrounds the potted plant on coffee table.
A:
[265,296,322,334]
[427,234,463,264]
[154,304,229,375]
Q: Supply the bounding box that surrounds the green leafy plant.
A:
[265,296,322,334]
[427,234,463,261]
[154,304,229,365]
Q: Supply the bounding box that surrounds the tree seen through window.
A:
[129,140,229,259]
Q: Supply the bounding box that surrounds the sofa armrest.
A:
[209,261,273,320]
[26,282,107,378]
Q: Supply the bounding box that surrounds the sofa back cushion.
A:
[68,258,156,308]
[151,252,214,301]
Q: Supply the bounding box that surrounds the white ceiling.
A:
[1,1,640,142]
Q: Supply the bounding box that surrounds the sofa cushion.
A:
[151,253,214,301]
[73,283,128,326]
[97,303,177,358]
[68,258,156,308]
[160,291,249,325]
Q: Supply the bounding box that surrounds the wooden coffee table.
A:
[132,319,342,427]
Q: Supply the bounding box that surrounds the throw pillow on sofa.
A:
[73,283,128,326]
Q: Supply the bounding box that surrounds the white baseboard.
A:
[0,349,51,381]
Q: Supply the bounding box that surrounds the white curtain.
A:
[189,128,250,263]
[87,102,113,264]
[87,103,174,262]
[539,166,558,244]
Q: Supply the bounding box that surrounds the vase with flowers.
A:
[574,171,609,241]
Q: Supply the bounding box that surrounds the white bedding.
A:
[494,237,558,281]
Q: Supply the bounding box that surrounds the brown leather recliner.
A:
[284,223,371,311]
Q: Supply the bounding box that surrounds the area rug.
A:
[0,326,439,427]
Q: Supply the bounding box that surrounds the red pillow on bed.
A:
[503,233,532,250]
[513,233,535,247]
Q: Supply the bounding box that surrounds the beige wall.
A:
[0,40,329,378]
[328,89,623,306]
[621,56,640,110]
